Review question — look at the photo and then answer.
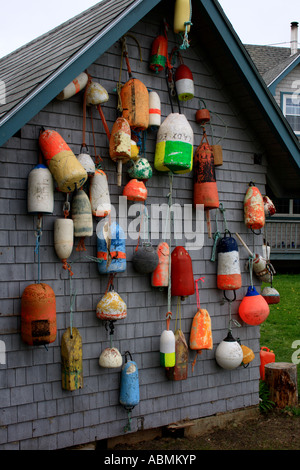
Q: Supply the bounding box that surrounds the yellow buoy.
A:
[61,327,83,391]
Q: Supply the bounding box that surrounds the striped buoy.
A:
[27,163,54,214]
[244,182,265,230]
[175,64,194,101]
[56,72,88,101]
[149,35,168,73]
[151,242,169,288]
[154,113,193,173]
[61,327,83,390]
[160,314,176,368]
[96,221,126,274]
[96,290,127,320]
[149,91,161,127]
[89,169,111,218]
[123,179,147,202]
[71,189,93,238]
[166,329,188,381]
[39,129,87,193]
[54,218,74,261]
[238,286,270,325]
[217,235,242,291]
[261,286,280,304]
[21,283,56,346]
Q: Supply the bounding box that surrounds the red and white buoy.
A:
[175,64,194,101]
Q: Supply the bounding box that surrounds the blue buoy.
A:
[120,352,140,410]
[96,221,126,273]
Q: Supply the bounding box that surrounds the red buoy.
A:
[238,286,269,325]
[149,35,168,73]
[171,246,195,298]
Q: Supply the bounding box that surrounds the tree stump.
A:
[265,362,298,408]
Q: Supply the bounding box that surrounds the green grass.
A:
[260,273,300,395]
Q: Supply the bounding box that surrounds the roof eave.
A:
[268,54,300,94]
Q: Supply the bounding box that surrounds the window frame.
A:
[280,91,300,135]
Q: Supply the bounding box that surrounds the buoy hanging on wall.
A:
[71,189,93,239]
[261,286,280,304]
[77,145,95,176]
[109,117,131,187]
[217,234,242,291]
[175,64,194,101]
[133,242,159,274]
[54,218,74,261]
[160,314,176,367]
[39,129,87,193]
[215,331,243,370]
[149,91,161,127]
[89,169,111,218]
[123,179,148,202]
[240,344,255,367]
[61,327,83,391]
[154,113,193,173]
[171,246,195,298]
[120,78,149,131]
[96,221,126,274]
[85,80,109,106]
[99,347,123,368]
[173,0,191,34]
[96,290,127,321]
[166,329,188,381]
[56,72,88,101]
[244,182,265,230]
[238,286,269,325]
[21,283,56,346]
[127,157,153,181]
[263,196,276,217]
[150,35,168,73]
[189,309,213,354]
[119,351,140,410]
[27,163,54,214]
[151,242,169,288]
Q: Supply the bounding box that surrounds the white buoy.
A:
[27,164,54,214]
[149,91,161,128]
[56,72,89,101]
[54,218,74,260]
[215,331,243,370]
[71,189,93,238]
[77,146,95,175]
[99,347,123,368]
[89,169,111,218]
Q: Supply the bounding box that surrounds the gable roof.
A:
[0,0,299,197]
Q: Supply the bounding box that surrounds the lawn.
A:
[260,273,300,395]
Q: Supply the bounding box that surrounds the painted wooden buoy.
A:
[121,78,149,131]
[27,164,54,214]
[175,64,194,101]
[56,72,88,101]
[217,235,242,291]
[263,195,276,217]
[193,133,219,209]
[150,35,168,73]
[39,129,87,193]
[189,308,213,371]
[171,246,195,297]
[54,218,74,261]
[173,0,191,34]
[123,179,147,202]
[149,91,161,127]
[151,242,169,288]
[120,352,140,410]
[109,117,131,186]
[127,157,152,181]
[212,144,223,167]
[166,329,188,381]
[99,347,123,368]
[215,331,243,370]
[71,189,93,238]
[77,146,95,176]
[261,286,280,304]
[96,290,127,321]
[260,346,275,380]
[132,242,159,274]
[86,80,109,106]
[89,169,111,218]
[252,254,272,282]
[160,324,176,368]
[154,113,193,173]
[21,283,56,346]
[238,286,269,325]
[61,327,83,391]
[244,182,265,230]
[96,221,126,274]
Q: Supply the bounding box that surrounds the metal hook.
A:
[223,290,236,303]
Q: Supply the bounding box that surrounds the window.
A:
[282,92,300,135]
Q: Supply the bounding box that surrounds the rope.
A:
[167,173,173,313]
[195,277,205,310]
[179,0,192,50]
[90,107,102,167]
[34,215,42,284]
[68,269,76,337]
[175,296,182,332]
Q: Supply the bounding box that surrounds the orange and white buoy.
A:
[149,91,161,128]
[123,179,147,202]
[56,72,89,101]
[96,290,127,321]
[244,182,265,230]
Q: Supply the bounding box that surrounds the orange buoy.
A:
[120,78,149,131]
[21,283,56,346]
[171,246,195,298]
[244,182,265,230]
[109,117,131,186]
[151,242,169,288]
[189,308,213,371]
[238,286,270,325]
[39,129,87,192]
[150,35,168,73]
[122,179,147,201]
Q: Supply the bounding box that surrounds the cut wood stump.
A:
[265,362,298,408]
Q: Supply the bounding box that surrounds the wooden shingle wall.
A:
[0,5,267,449]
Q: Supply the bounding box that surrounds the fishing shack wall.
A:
[0,5,267,449]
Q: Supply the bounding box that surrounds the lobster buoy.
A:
[99,347,123,368]
[175,64,194,101]
[154,113,193,173]
[77,145,95,176]
[193,132,219,209]
[263,196,276,217]
[61,327,83,391]
[166,329,188,381]
[21,283,56,346]
[189,308,213,371]
[109,117,131,187]
[149,91,161,127]
[238,286,270,325]
[127,157,152,181]
[132,242,159,274]
[260,346,275,380]
[120,78,149,131]
[160,316,176,368]
[171,246,195,298]
[27,164,54,214]
[215,331,243,370]
[240,344,255,367]
[71,189,93,238]
[54,218,74,261]
[150,35,168,73]
[39,129,87,193]
[86,80,109,106]
[261,286,280,304]
[244,182,265,230]
[195,104,210,125]
[96,290,127,321]
[89,169,111,218]
[56,72,89,101]
[96,221,126,274]
[151,242,169,288]
[252,254,273,282]
[173,0,191,34]
[217,235,242,291]
[123,179,147,201]
[120,352,140,410]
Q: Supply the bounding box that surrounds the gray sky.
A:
[0,0,299,58]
